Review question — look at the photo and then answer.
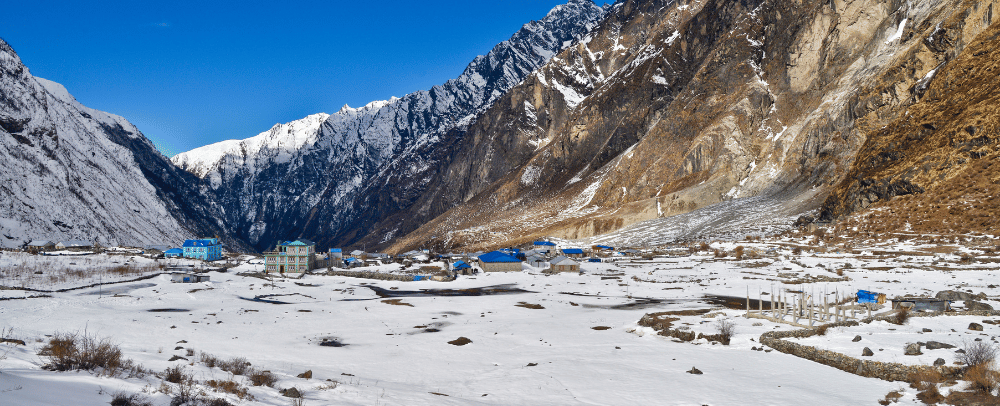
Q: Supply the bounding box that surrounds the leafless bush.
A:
[815,324,831,336]
[39,332,145,377]
[162,365,188,384]
[199,352,219,368]
[248,369,278,387]
[892,307,911,325]
[217,356,251,376]
[108,390,154,406]
[206,379,253,400]
[963,364,999,394]
[715,319,735,345]
[958,340,998,368]
[734,246,745,260]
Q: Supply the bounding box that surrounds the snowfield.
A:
[2,238,999,405]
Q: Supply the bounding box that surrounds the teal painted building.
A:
[182,238,223,261]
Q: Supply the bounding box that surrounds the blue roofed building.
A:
[477,251,522,272]
[533,241,557,253]
[182,238,222,261]
[164,248,184,258]
[561,248,585,258]
[329,248,343,259]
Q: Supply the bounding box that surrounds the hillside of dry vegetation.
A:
[820,16,1000,237]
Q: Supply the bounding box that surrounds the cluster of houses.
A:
[24,237,225,262]
[473,241,617,273]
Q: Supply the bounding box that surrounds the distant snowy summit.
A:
[171,0,609,251]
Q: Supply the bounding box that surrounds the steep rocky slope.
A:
[173,0,608,251]
[388,0,999,252]
[819,9,1000,237]
[0,39,248,250]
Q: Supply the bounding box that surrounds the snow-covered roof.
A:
[550,256,579,265]
[28,240,54,247]
[57,241,91,247]
[534,241,557,246]
[350,250,365,255]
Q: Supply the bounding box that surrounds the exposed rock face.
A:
[819,4,1000,235]
[0,39,248,250]
[389,0,1000,252]
[172,0,608,251]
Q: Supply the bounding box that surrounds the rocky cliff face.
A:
[0,39,248,250]
[819,2,1000,237]
[172,0,608,251]
[387,0,999,252]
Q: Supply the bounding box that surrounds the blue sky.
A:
[3,0,586,157]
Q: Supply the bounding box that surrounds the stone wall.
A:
[316,270,416,282]
[758,316,991,382]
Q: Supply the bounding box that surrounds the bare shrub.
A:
[892,307,911,326]
[909,368,945,403]
[217,356,251,376]
[792,247,803,255]
[39,332,145,377]
[108,390,154,406]
[963,364,999,394]
[958,340,998,368]
[878,390,903,405]
[715,319,735,345]
[815,324,830,336]
[248,369,278,387]
[206,379,253,400]
[162,365,189,384]
[200,352,219,368]
[734,246,745,260]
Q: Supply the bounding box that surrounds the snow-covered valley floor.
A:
[2,239,999,405]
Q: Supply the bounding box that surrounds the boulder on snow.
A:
[965,300,994,311]
[852,335,862,342]
[935,290,976,301]
[934,358,946,366]
[904,343,923,356]
[297,370,312,379]
[687,367,703,375]
[969,323,984,331]
[925,341,956,350]
[280,387,302,398]
[862,347,874,357]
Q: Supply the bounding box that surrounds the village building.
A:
[170,273,211,283]
[549,256,580,272]
[533,241,557,253]
[452,260,474,275]
[26,240,55,252]
[56,241,92,250]
[329,248,343,259]
[477,251,522,272]
[348,249,365,259]
[164,248,184,258]
[561,248,585,258]
[182,238,223,261]
[264,239,316,274]
[526,254,549,268]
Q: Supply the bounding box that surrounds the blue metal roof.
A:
[329,248,342,253]
[562,248,584,255]
[534,241,556,246]
[478,251,521,263]
[165,248,184,254]
[182,239,219,247]
[595,245,614,250]
[453,261,471,269]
